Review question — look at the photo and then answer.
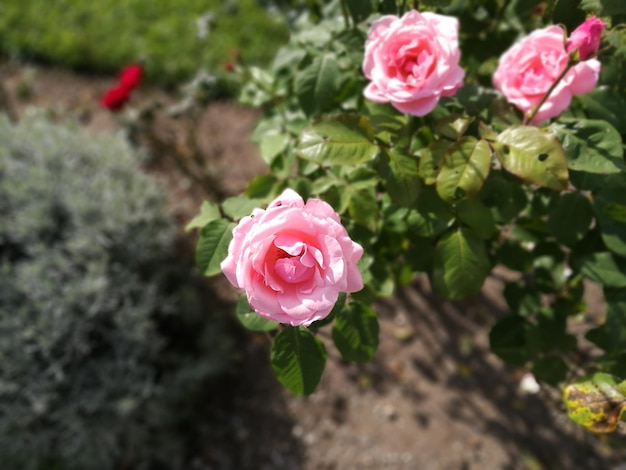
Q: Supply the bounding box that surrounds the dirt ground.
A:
[2,63,626,470]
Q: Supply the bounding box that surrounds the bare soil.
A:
[2,63,626,470]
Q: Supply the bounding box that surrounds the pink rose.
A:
[362,10,465,116]
[567,16,606,60]
[493,25,601,124]
[220,189,364,326]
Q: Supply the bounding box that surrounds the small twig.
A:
[523,63,573,125]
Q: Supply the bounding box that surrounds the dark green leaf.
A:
[547,192,593,246]
[532,356,568,386]
[295,54,342,116]
[381,149,421,208]
[297,115,379,166]
[196,219,235,277]
[594,179,626,256]
[456,199,497,240]
[489,315,530,366]
[271,326,327,396]
[419,140,450,185]
[586,290,626,353]
[432,227,491,300]
[480,172,528,224]
[332,302,380,363]
[236,296,279,332]
[549,119,625,174]
[577,252,626,287]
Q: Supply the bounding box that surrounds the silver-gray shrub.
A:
[0,114,230,469]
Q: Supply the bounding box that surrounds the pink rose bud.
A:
[566,16,606,60]
[362,10,465,116]
[220,189,364,327]
[493,25,601,124]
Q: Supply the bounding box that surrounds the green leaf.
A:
[436,115,474,141]
[196,219,235,277]
[564,372,626,433]
[532,356,568,386]
[581,0,626,15]
[494,126,568,190]
[489,315,530,366]
[547,192,593,247]
[235,296,278,332]
[260,133,290,165]
[436,137,492,204]
[594,180,626,256]
[577,252,626,287]
[332,302,380,363]
[297,115,379,166]
[185,200,221,231]
[455,199,497,240]
[271,326,327,396]
[419,140,450,185]
[504,281,541,317]
[295,54,342,116]
[345,0,375,22]
[549,119,625,174]
[578,89,626,136]
[381,149,421,208]
[222,197,263,221]
[432,227,491,300]
[348,188,379,232]
[586,290,626,353]
[479,172,527,224]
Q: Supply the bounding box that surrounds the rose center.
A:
[394,43,435,81]
[275,255,313,284]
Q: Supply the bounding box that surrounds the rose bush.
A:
[362,10,464,116]
[220,189,363,327]
[493,24,601,124]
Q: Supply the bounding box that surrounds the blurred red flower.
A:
[101,84,132,111]
[101,63,143,112]
[119,64,143,89]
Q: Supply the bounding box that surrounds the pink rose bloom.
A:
[567,16,606,60]
[493,25,601,124]
[362,10,465,116]
[220,189,364,327]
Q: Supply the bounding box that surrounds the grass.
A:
[0,0,289,85]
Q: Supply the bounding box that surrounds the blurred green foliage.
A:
[0,0,289,85]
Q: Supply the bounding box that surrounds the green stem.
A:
[523,63,573,125]
[339,0,351,29]
[412,0,419,10]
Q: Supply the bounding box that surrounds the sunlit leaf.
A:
[196,219,235,277]
[494,126,568,190]
[185,200,221,231]
[436,137,492,204]
[564,372,626,433]
[297,115,379,166]
[222,196,263,221]
[577,252,626,287]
